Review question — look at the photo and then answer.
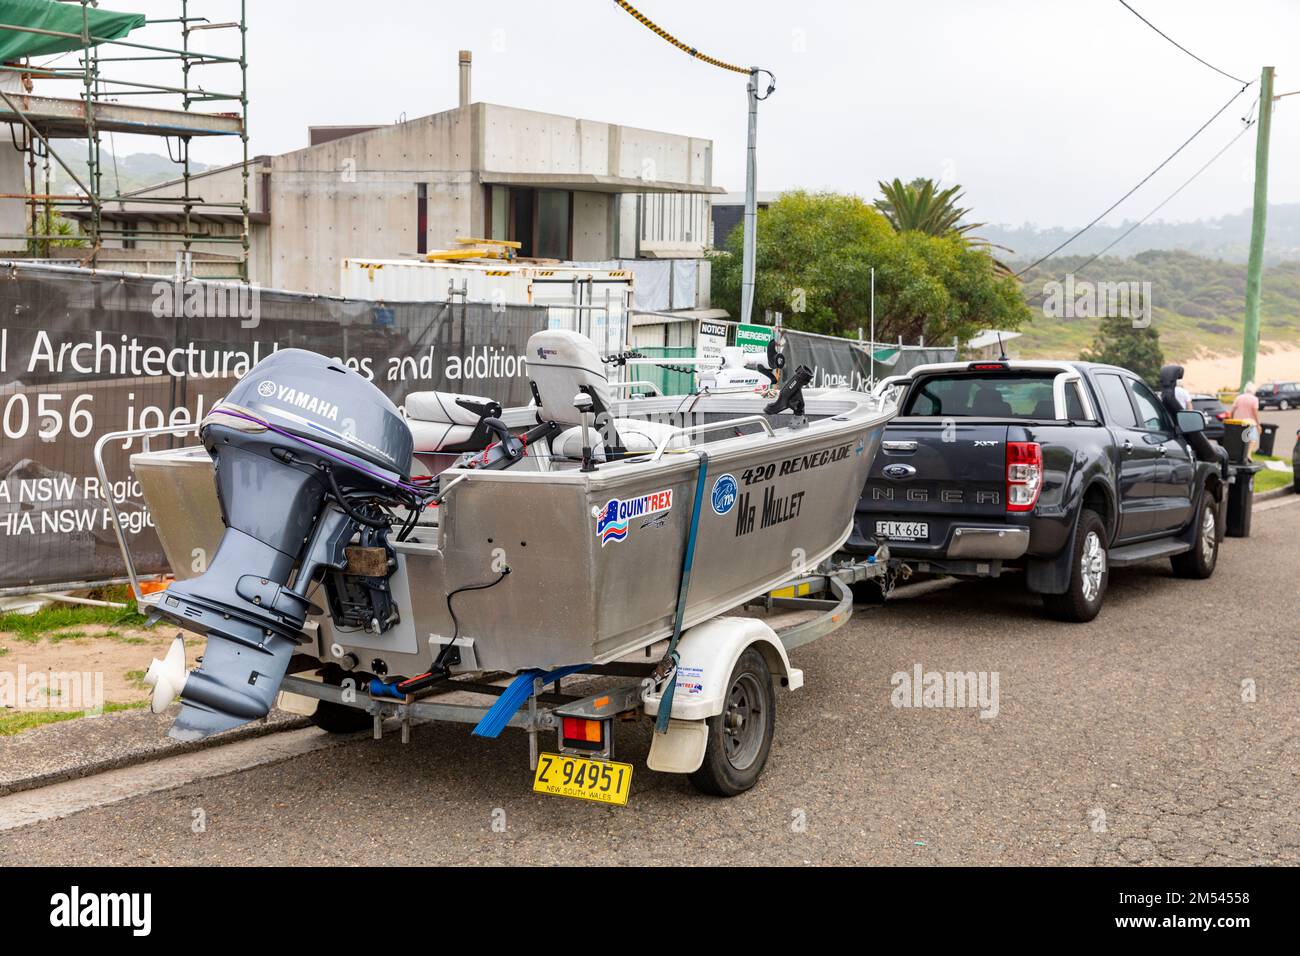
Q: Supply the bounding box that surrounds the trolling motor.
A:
[146,349,422,740]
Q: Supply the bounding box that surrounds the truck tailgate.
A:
[864,421,1011,518]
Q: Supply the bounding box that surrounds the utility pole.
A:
[740,68,760,326]
[1240,65,1274,389]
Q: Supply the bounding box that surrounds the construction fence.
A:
[0,261,553,594]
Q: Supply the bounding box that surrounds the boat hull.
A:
[134,391,890,674]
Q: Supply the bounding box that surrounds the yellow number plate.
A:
[533,753,633,806]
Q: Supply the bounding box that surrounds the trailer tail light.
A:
[561,717,606,752]
[1006,442,1042,512]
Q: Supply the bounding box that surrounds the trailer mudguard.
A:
[642,616,802,722]
[644,616,801,774]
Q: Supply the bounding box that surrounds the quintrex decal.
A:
[739,442,852,486]
[596,489,673,546]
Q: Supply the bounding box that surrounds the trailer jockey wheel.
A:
[688,648,776,797]
[310,663,375,735]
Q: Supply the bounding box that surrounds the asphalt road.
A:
[1,497,1297,866]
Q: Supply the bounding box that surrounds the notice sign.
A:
[697,319,729,368]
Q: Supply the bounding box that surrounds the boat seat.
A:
[404,389,498,477]
[526,329,612,425]
[552,418,688,461]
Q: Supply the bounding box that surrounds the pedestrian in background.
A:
[1229,382,1261,459]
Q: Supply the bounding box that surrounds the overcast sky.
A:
[97,0,1299,229]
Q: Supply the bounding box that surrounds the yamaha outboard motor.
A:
[150,349,416,740]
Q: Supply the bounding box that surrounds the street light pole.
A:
[740,67,760,326]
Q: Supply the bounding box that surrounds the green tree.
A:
[1081,313,1164,384]
[709,190,1029,343]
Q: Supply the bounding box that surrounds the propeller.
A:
[144,635,189,714]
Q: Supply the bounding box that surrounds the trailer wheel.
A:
[1171,497,1219,579]
[1041,509,1108,623]
[310,665,374,735]
[687,648,776,797]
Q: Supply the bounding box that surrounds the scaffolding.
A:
[0,0,249,279]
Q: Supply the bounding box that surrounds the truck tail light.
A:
[1006,442,1042,512]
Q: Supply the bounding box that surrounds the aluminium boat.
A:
[127,329,893,739]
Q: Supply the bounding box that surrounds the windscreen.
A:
[903,372,1060,419]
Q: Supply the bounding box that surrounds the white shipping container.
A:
[340,258,634,355]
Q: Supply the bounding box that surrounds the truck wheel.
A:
[310,665,373,735]
[688,648,776,797]
[1041,509,1108,623]
[1280,399,1291,411]
[1171,497,1219,579]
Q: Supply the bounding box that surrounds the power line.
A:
[1014,81,1255,277]
[1116,0,1248,84]
[1069,118,1257,275]
[611,0,751,74]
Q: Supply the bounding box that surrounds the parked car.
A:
[1189,393,1227,441]
[1257,382,1300,410]
[846,360,1225,622]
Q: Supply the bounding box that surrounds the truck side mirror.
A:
[1176,410,1205,434]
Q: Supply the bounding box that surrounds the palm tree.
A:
[875,177,1014,277]
[874,177,983,237]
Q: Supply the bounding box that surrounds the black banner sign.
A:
[0,264,551,593]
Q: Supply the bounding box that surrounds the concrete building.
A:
[76,53,722,299]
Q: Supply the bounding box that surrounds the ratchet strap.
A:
[654,451,709,734]
[471,664,589,739]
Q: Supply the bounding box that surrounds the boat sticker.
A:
[740,442,852,487]
[678,665,705,696]
[596,488,673,546]
[734,487,806,537]
[711,474,738,515]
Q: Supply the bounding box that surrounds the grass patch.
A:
[0,647,8,657]
[124,669,149,691]
[0,600,152,642]
[0,700,146,737]
[1253,454,1295,493]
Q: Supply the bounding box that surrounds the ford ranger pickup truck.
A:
[845,360,1225,622]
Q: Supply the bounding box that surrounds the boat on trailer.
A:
[105,328,894,797]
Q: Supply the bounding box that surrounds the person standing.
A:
[1229,382,1261,459]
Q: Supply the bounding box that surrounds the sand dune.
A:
[1178,342,1300,393]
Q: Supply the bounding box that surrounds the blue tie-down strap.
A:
[471,664,589,739]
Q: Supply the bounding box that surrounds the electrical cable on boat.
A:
[395,567,512,693]
[323,465,392,530]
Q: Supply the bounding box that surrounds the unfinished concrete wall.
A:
[571,191,611,260]
[269,106,478,295]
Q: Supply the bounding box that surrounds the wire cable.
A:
[1115,0,1248,84]
[1067,118,1258,276]
[611,0,751,74]
[1014,80,1255,277]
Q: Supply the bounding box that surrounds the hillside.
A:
[1013,250,1300,366]
[989,204,1300,265]
[49,145,210,195]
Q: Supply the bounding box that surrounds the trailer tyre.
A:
[687,648,776,797]
[310,665,374,735]
[1041,509,1108,623]
[1171,497,1219,579]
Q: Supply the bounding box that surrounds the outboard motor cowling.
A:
[153,349,415,740]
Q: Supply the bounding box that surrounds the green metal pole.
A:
[1240,66,1274,389]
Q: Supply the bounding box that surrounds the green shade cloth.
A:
[0,0,145,62]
